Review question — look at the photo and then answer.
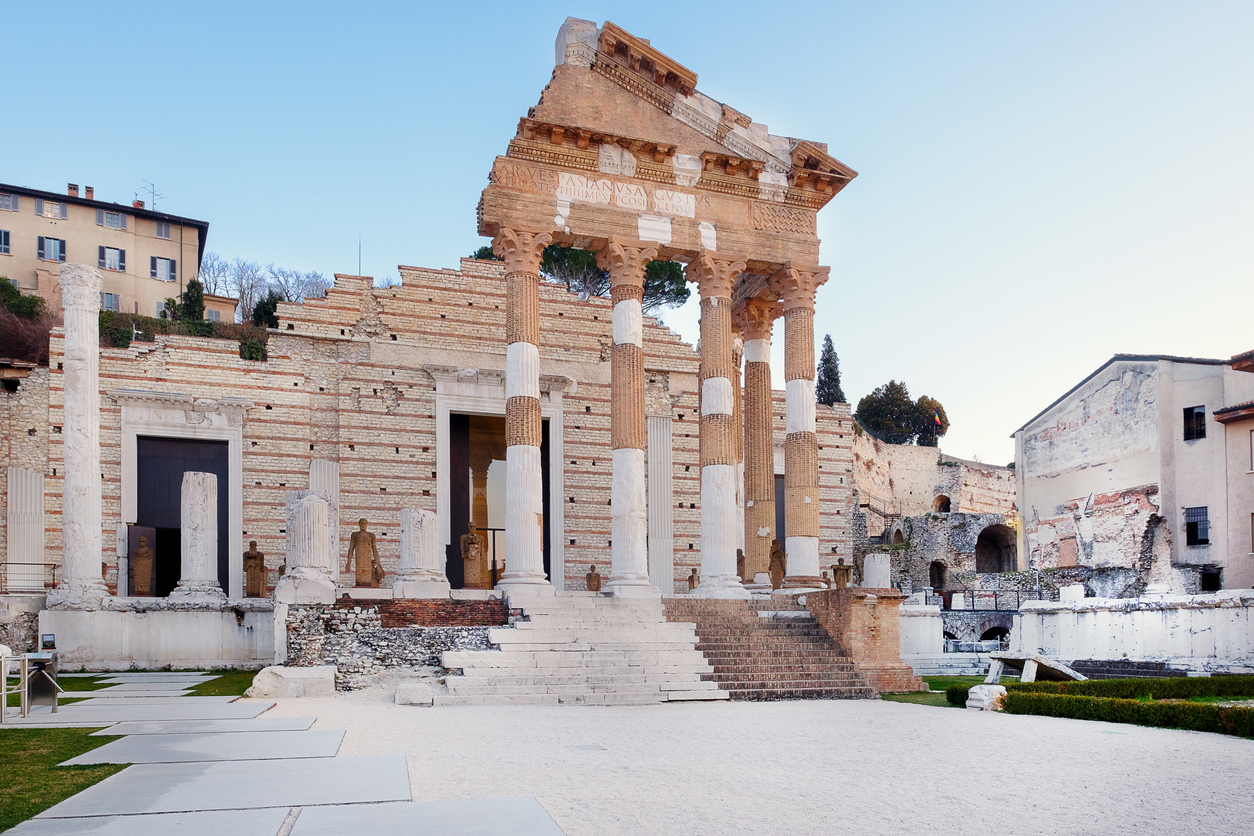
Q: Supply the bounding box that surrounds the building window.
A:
[150,256,177,282]
[207,309,221,323]
[95,209,128,230]
[37,236,66,262]
[156,222,171,239]
[1183,406,1206,440]
[0,230,9,255]
[99,292,120,312]
[98,246,126,272]
[35,199,67,220]
[0,193,17,212]
[1184,506,1209,546]
[1199,567,1222,592]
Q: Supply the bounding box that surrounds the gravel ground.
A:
[252,688,1254,836]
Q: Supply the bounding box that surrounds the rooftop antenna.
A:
[137,180,168,210]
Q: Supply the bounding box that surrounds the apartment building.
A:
[0,182,235,322]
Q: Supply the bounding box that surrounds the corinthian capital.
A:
[492,228,553,275]
[596,238,658,288]
[772,262,830,312]
[738,296,781,341]
[685,250,747,300]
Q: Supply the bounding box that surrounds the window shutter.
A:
[37,237,45,260]
[99,246,106,269]
[59,241,66,262]
[96,209,104,226]
[120,215,127,231]
[100,292,106,309]
[150,256,157,278]
[60,203,68,219]
[10,196,17,212]
[170,260,176,282]
[35,198,43,216]
[118,250,126,272]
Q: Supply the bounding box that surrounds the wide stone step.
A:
[725,686,875,701]
[705,672,866,686]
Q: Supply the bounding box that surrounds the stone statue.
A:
[244,541,266,598]
[131,536,153,596]
[688,568,699,591]
[736,548,745,582]
[831,558,853,590]
[769,539,786,589]
[345,518,383,588]
[461,522,486,589]
[821,570,832,589]
[586,564,602,592]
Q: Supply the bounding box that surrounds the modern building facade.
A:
[0,182,234,322]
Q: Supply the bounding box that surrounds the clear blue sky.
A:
[7,1,1252,464]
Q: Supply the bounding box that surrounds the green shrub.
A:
[1003,691,1254,738]
[946,684,971,706]
[98,311,131,349]
[0,280,46,320]
[1009,675,1254,701]
[239,338,266,361]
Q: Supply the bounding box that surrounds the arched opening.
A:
[929,561,946,590]
[942,631,958,641]
[975,524,1017,573]
[932,495,951,513]
[980,626,1009,642]
[892,529,904,544]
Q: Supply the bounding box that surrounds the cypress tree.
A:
[815,334,845,405]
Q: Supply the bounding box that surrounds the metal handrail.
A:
[925,588,1057,612]
[0,562,58,594]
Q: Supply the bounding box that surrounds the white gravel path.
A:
[250,689,1254,836]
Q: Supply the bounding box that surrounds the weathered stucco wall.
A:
[1224,415,1254,589]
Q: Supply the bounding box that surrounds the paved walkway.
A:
[6,672,566,835]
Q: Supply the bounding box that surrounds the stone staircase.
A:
[436,592,730,706]
[663,598,876,700]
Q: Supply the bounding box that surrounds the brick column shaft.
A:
[598,240,660,597]
[493,228,553,595]
[687,252,750,599]
[741,299,779,584]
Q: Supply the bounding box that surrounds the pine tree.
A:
[815,334,845,405]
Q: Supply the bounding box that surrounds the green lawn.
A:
[0,727,126,831]
[6,675,109,708]
[189,670,256,697]
[881,675,1019,708]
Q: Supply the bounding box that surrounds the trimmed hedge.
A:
[946,684,971,706]
[1009,675,1254,701]
[1003,691,1254,738]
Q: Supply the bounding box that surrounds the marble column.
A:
[275,490,337,604]
[732,331,746,570]
[597,239,660,597]
[394,507,450,598]
[492,228,554,596]
[741,298,780,586]
[168,471,226,603]
[46,264,110,610]
[686,251,750,599]
[775,263,830,589]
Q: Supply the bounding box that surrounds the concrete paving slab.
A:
[6,807,289,836]
[3,701,273,725]
[93,717,316,736]
[93,682,200,692]
[37,755,411,817]
[63,729,345,764]
[97,674,218,684]
[82,689,194,698]
[73,696,237,705]
[290,797,566,836]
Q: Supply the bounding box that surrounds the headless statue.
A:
[131,536,153,597]
[830,558,853,590]
[345,519,383,588]
[736,548,746,582]
[243,541,266,598]
[586,564,602,592]
[688,568,700,591]
[461,523,486,589]
[769,539,787,590]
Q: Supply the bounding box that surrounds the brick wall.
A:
[804,588,923,692]
[341,597,508,628]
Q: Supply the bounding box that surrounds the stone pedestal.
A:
[275,491,337,605]
[394,507,451,598]
[46,264,111,610]
[167,472,226,605]
[863,553,892,589]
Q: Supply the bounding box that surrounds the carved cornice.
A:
[598,22,698,96]
[597,238,658,287]
[518,118,677,163]
[771,263,831,312]
[493,228,553,275]
[788,140,857,197]
[701,152,765,181]
[685,251,747,300]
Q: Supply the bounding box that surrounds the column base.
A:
[392,577,452,599]
[496,573,555,597]
[690,574,751,599]
[167,581,228,607]
[605,575,661,598]
[743,572,773,593]
[45,582,111,611]
[781,576,827,593]
[275,574,337,605]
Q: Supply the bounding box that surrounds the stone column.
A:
[6,467,46,592]
[394,507,450,598]
[597,239,660,597]
[492,228,554,596]
[275,490,337,604]
[47,264,110,610]
[732,331,745,567]
[686,252,750,599]
[741,298,780,586]
[776,263,830,589]
[168,471,226,603]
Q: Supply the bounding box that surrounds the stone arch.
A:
[887,519,909,545]
[929,560,946,590]
[980,626,1009,642]
[892,529,904,544]
[932,495,951,513]
[975,524,1017,573]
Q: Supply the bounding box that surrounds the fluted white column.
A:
[168,471,226,604]
[394,507,451,598]
[6,467,46,592]
[274,490,337,604]
[46,264,110,610]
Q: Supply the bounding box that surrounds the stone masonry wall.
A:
[0,368,49,576]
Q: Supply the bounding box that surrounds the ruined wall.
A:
[883,512,1013,589]
[0,368,49,576]
[7,258,854,597]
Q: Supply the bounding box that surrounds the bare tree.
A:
[227,258,267,322]
[197,252,230,296]
[266,265,331,303]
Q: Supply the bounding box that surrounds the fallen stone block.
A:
[245,665,336,698]
[966,684,1007,711]
[395,683,436,706]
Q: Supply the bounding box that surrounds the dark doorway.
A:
[933,495,951,513]
[1200,567,1222,592]
[136,437,230,594]
[975,524,1017,573]
[980,627,1009,642]
[929,561,946,590]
